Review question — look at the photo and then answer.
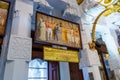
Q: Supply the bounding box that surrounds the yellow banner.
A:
[44,47,79,63]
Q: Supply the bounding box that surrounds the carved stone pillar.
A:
[4,1,32,80]
[4,35,32,80]
[80,30,101,80]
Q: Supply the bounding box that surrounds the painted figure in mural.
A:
[0,9,7,35]
[61,22,67,43]
[53,23,62,42]
[46,17,52,41]
[53,23,59,41]
[66,23,75,46]
[58,23,62,42]
[0,12,5,26]
[70,25,74,45]
[37,18,42,38]
[74,27,80,47]
[51,19,56,40]
[38,16,46,41]
[66,24,71,44]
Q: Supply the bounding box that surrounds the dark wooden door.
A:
[69,63,84,80]
[48,61,60,80]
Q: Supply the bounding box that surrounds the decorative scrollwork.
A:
[88,42,96,50]
[92,1,120,43]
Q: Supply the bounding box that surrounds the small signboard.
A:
[44,47,79,63]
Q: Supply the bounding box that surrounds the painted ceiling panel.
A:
[46,0,68,11]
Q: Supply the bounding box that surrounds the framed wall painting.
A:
[0,1,10,36]
[34,11,82,49]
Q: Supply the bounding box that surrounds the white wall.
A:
[80,22,102,80]
[4,60,29,80]
[59,62,70,80]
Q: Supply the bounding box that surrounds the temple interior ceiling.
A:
[21,0,120,32]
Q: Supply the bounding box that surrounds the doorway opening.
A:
[28,58,60,80]
[28,59,48,80]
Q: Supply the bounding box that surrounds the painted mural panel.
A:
[0,1,10,36]
[35,11,82,49]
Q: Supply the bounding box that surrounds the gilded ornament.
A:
[76,0,84,5]
[88,42,96,50]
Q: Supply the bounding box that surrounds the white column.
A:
[11,12,31,37]
[59,62,70,80]
[86,49,102,80]
[114,69,120,80]
[11,0,33,37]
[92,66,102,80]
[4,35,32,80]
[80,29,101,80]
[110,30,119,48]
[4,1,33,80]
[4,60,29,80]
[87,66,102,80]
[82,67,90,80]
[102,33,120,70]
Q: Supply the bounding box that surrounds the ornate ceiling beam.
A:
[91,1,120,49]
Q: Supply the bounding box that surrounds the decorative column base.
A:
[4,35,32,80]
